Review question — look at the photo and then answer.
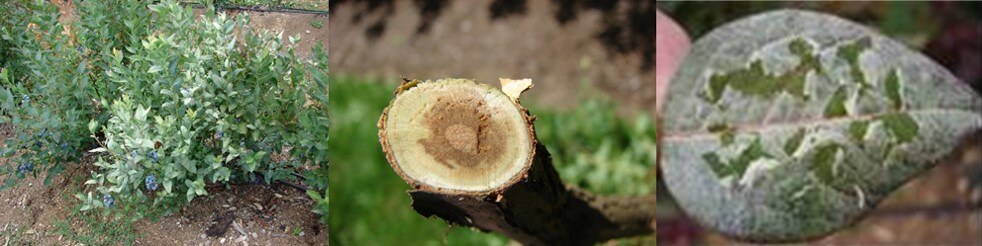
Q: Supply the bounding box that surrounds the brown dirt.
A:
[129,183,327,245]
[0,143,327,246]
[330,0,657,116]
[221,9,329,59]
[1,2,329,245]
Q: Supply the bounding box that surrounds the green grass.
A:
[328,75,657,244]
[0,172,142,245]
[532,100,658,196]
[51,211,144,246]
[1,225,33,245]
[49,171,144,245]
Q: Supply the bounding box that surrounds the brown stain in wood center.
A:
[419,96,506,170]
[445,124,478,153]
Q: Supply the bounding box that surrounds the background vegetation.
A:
[328,75,657,244]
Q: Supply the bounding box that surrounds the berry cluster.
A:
[145,175,158,191]
[16,162,33,174]
[103,194,115,208]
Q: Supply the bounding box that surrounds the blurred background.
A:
[657,1,982,245]
[328,0,659,245]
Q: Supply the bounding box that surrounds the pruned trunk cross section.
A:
[378,78,655,245]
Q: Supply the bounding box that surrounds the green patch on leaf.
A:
[703,138,773,179]
[732,138,772,178]
[702,152,730,177]
[789,38,812,56]
[884,69,903,110]
[784,128,806,155]
[837,38,873,91]
[824,86,849,118]
[704,38,821,104]
[849,120,870,142]
[879,112,919,143]
[811,144,842,186]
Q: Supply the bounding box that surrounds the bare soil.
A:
[221,9,329,60]
[329,0,658,116]
[1,2,329,245]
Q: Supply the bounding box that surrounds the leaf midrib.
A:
[662,108,981,141]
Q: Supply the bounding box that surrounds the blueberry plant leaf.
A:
[660,10,982,242]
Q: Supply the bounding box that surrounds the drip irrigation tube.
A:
[179,2,329,16]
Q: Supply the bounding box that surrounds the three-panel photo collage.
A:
[1,1,980,245]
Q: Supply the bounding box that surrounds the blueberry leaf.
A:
[660,10,982,242]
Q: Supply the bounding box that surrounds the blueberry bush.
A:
[1,0,328,222]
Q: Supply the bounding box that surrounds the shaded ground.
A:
[1,2,329,245]
[330,0,658,116]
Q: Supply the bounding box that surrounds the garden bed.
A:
[1,1,329,244]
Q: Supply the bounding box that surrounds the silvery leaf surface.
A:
[661,9,982,242]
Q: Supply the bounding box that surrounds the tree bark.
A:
[378,78,656,245]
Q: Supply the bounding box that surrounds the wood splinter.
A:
[378,78,656,245]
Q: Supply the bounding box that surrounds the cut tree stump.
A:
[378,78,656,245]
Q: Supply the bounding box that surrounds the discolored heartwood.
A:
[378,78,656,245]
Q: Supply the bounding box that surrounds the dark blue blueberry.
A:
[60,142,68,150]
[253,175,262,184]
[102,194,115,208]
[131,150,138,159]
[76,46,84,53]
[148,150,158,163]
[145,175,158,191]
[35,141,42,148]
[21,95,29,104]
[215,131,223,139]
[16,162,33,174]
